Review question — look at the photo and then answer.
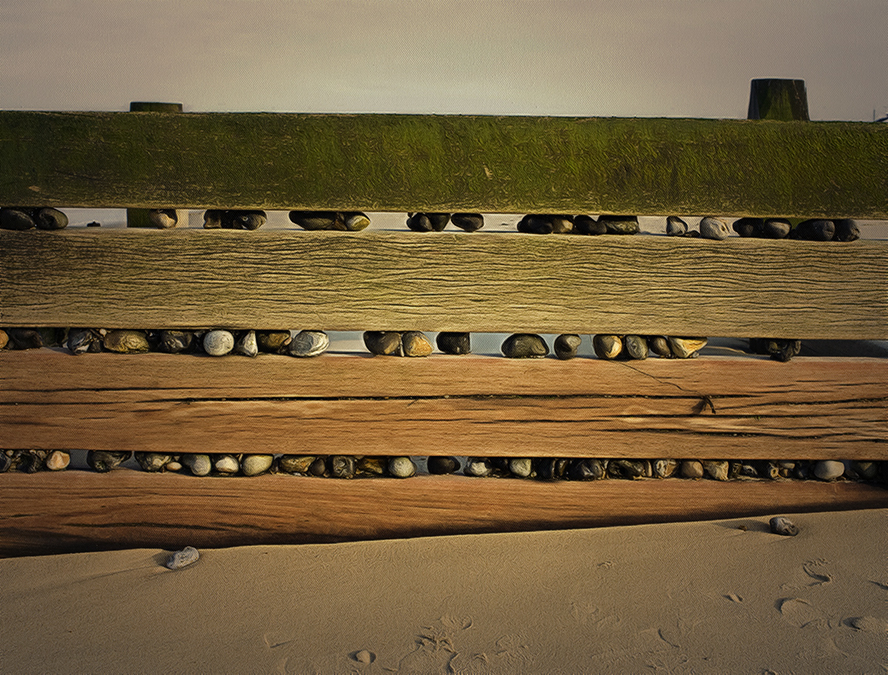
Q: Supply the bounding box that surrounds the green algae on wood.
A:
[0,111,886,218]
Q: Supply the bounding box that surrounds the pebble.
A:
[203,210,224,228]
[450,213,484,232]
[732,217,762,237]
[654,459,679,478]
[624,335,649,360]
[288,330,329,357]
[235,330,258,357]
[288,211,339,230]
[763,219,791,239]
[436,332,470,355]
[592,335,623,360]
[354,650,375,664]
[182,453,212,477]
[257,330,291,353]
[166,546,200,570]
[342,212,371,231]
[464,457,495,477]
[214,454,240,474]
[501,333,548,358]
[417,213,451,231]
[427,456,461,474]
[401,331,433,357]
[308,457,328,476]
[34,208,68,230]
[703,460,730,481]
[0,453,11,473]
[608,459,648,479]
[158,330,194,354]
[548,215,574,234]
[795,219,835,241]
[813,460,845,481]
[406,213,438,232]
[668,337,707,359]
[517,215,553,234]
[680,460,704,479]
[87,450,131,473]
[331,455,357,479]
[241,454,274,476]
[0,208,36,230]
[849,460,877,480]
[103,330,150,353]
[165,460,182,472]
[44,450,70,471]
[699,217,730,240]
[598,215,639,235]
[666,216,688,236]
[648,336,672,358]
[0,329,7,349]
[769,516,799,537]
[554,334,582,360]
[569,458,606,480]
[537,458,570,480]
[388,456,416,478]
[229,210,267,230]
[135,452,172,472]
[278,455,316,474]
[574,215,606,235]
[508,458,533,478]
[363,331,402,356]
[356,457,387,476]
[203,330,235,356]
[148,209,178,229]
[7,328,44,350]
[833,219,860,242]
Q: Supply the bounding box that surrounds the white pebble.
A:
[388,456,416,478]
[241,454,274,476]
[203,330,234,356]
[813,460,845,481]
[215,455,240,474]
[699,216,730,241]
[166,546,200,570]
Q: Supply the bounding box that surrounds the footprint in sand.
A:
[777,598,826,628]
[803,559,832,586]
[847,616,888,633]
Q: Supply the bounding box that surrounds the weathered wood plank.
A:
[2,230,886,338]
[2,351,885,459]
[0,470,885,557]
[1,112,886,217]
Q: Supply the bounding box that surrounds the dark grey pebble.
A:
[574,215,606,235]
[331,455,357,479]
[256,330,291,354]
[699,217,730,240]
[624,335,649,360]
[203,210,224,228]
[517,215,553,234]
[308,457,328,476]
[228,210,267,230]
[0,453,12,473]
[87,450,131,473]
[86,221,101,227]
[406,213,437,232]
[666,216,688,236]
[166,546,200,570]
[769,516,799,537]
[833,219,860,242]
[537,458,570,480]
[554,334,582,360]
[0,208,36,230]
[732,217,762,237]
[748,338,801,362]
[288,211,339,230]
[436,332,470,355]
[598,215,639,235]
[795,219,835,241]
[501,333,548,358]
[288,330,329,357]
[428,456,461,474]
[569,458,606,480]
[135,452,172,472]
[849,460,878,480]
[763,219,791,239]
[67,328,104,355]
[35,208,68,230]
[649,336,672,358]
[7,328,45,350]
[158,330,194,354]
[363,331,402,356]
[608,459,648,479]
[450,213,484,232]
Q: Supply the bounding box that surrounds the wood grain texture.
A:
[2,351,885,460]
[2,112,887,217]
[1,470,885,557]
[2,230,886,338]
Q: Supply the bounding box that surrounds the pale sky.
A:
[2,0,887,120]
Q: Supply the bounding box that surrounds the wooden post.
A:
[748,79,809,121]
[126,101,189,228]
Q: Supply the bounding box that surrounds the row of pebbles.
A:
[0,449,71,473]
[500,334,707,360]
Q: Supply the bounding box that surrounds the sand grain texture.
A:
[0,509,886,673]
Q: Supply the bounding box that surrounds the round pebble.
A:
[182,453,212,477]
[166,546,200,570]
[241,454,274,476]
[158,330,194,354]
[0,329,8,350]
[103,330,150,354]
[763,218,791,239]
[813,460,845,481]
[87,450,131,473]
[654,458,679,478]
[148,209,178,229]
[203,330,235,356]
[44,450,70,471]
[214,454,240,474]
[0,208,36,230]
[34,208,68,230]
[598,215,639,235]
[517,215,553,234]
[342,212,371,231]
[592,335,623,360]
[289,330,329,357]
[388,456,416,478]
[574,215,606,235]
[235,330,259,357]
[436,332,470,355]
[407,213,435,232]
[501,333,548,358]
[569,458,606,480]
[427,456,461,474]
[66,328,102,355]
[624,335,649,360]
[464,457,494,477]
[554,334,582,360]
[288,211,338,230]
[699,217,729,240]
[537,458,570,480]
[401,331,433,357]
[732,217,762,237]
[795,219,835,241]
[769,516,799,537]
[450,213,484,232]
[203,210,224,228]
[833,219,860,242]
[680,460,704,479]
[363,331,402,356]
[165,460,182,472]
[666,216,688,236]
[648,336,672,358]
[849,460,877,480]
[231,210,267,230]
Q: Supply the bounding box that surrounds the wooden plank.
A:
[1,112,887,218]
[1,470,885,557]
[2,230,886,338]
[2,351,885,460]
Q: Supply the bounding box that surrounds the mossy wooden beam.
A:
[1,230,886,338]
[1,111,887,217]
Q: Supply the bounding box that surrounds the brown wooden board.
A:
[2,230,887,338]
[2,112,887,217]
[0,470,885,557]
[2,351,886,459]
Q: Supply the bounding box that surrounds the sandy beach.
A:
[1,508,885,673]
